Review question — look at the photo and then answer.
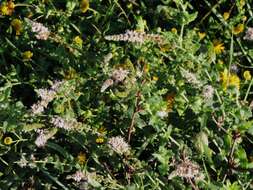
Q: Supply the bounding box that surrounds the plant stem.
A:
[128,90,140,143]
[244,78,253,101]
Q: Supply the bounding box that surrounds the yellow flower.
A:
[233,24,244,35]
[220,69,240,90]
[11,19,23,36]
[243,70,252,80]
[0,1,15,16]
[0,4,9,15]
[80,0,89,13]
[22,51,33,61]
[198,32,206,40]
[171,28,177,34]
[242,16,247,22]
[96,137,104,144]
[144,64,149,73]
[240,0,245,8]
[223,12,230,21]
[152,76,159,81]
[77,152,86,164]
[213,40,225,54]
[4,137,13,145]
[73,36,83,46]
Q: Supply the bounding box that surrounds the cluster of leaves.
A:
[1,0,253,189]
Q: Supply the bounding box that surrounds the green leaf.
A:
[22,123,44,132]
[41,169,68,190]
[183,12,198,25]
[46,141,69,159]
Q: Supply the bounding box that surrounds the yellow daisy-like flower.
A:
[22,51,33,61]
[213,40,225,55]
[4,137,13,145]
[11,19,23,36]
[77,152,86,164]
[0,4,9,15]
[80,0,89,13]
[171,28,177,34]
[220,69,240,90]
[73,36,83,46]
[0,1,15,16]
[243,70,252,80]
[198,32,206,40]
[96,137,104,144]
[233,24,244,35]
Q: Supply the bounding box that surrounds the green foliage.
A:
[1,0,253,189]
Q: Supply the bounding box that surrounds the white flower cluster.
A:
[29,20,50,40]
[101,68,129,92]
[31,81,64,115]
[111,68,129,83]
[50,116,81,131]
[67,170,97,185]
[68,171,86,182]
[181,70,200,86]
[168,158,203,180]
[108,136,130,155]
[105,30,163,44]
[244,27,253,41]
[35,129,47,147]
[156,110,168,119]
[202,85,214,100]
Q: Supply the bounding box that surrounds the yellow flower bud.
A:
[77,152,86,164]
[198,32,206,40]
[80,0,89,13]
[152,76,159,81]
[73,36,83,46]
[171,28,177,34]
[243,70,252,80]
[11,18,23,36]
[242,16,247,22]
[96,137,104,144]
[22,51,33,61]
[233,24,244,35]
[223,12,230,21]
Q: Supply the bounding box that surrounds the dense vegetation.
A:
[1,0,253,189]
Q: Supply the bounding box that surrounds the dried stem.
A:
[187,177,199,190]
[127,78,145,143]
[128,90,141,143]
[223,131,240,182]
[211,113,228,134]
